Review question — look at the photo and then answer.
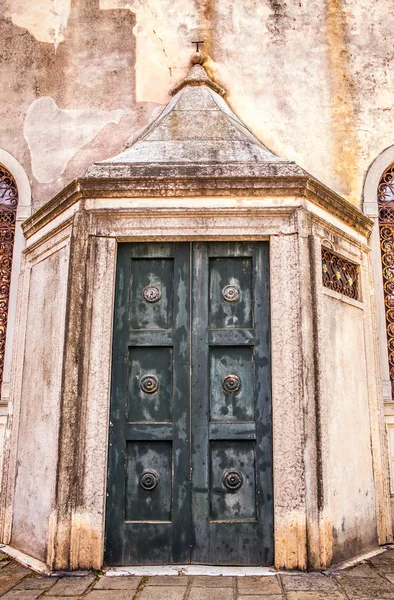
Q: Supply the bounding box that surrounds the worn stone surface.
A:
[2,0,394,207]
[281,575,339,591]
[4,554,394,598]
[138,587,188,600]
[0,591,43,599]
[15,576,58,589]
[191,576,234,587]
[188,589,233,600]
[86,591,137,600]
[320,292,378,563]
[145,576,190,586]
[334,574,394,598]
[237,576,282,594]
[286,593,346,600]
[46,575,93,595]
[10,244,70,563]
[94,575,142,589]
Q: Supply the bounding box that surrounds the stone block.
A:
[46,576,93,595]
[281,575,339,591]
[286,593,346,600]
[237,576,281,594]
[94,575,142,589]
[1,591,43,599]
[85,591,136,600]
[15,576,57,590]
[191,576,234,587]
[146,576,190,586]
[188,589,233,600]
[334,575,394,598]
[139,587,187,600]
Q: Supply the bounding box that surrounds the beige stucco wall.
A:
[1,0,394,208]
[321,291,378,562]
[10,244,70,562]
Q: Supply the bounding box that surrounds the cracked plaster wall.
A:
[0,0,393,207]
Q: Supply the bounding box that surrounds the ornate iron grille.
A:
[0,166,18,398]
[378,164,394,399]
[321,248,359,300]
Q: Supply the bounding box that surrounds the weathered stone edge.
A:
[22,169,373,239]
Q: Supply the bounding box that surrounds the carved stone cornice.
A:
[22,171,373,240]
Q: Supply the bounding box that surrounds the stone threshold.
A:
[0,542,390,577]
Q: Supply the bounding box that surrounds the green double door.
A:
[105,242,273,566]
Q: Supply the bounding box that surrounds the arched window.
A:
[378,163,394,399]
[0,166,18,396]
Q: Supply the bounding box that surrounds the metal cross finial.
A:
[192,40,204,52]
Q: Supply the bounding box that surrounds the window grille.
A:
[378,163,394,399]
[0,166,18,397]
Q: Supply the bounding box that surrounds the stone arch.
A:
[363,147,394,403]
[0,150,31,409]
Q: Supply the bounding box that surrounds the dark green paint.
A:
[106,242,273,566]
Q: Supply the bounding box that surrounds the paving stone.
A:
[286,593,346,600]
[334,575,394,598]
[46,575,93,596]
[94,575,142,589]
[189,589,233,600]
[340,564,381,578]
[0,567,29,595]
[139,587,187,600]
[0,561,10,569]
[85,591,137,600]
[384,572,394,584]
[237,576,281,594]
[191,576,234,587]
[238,596,283,600]
[0,591,43,599]
[145,576,190,586]
[15,576,57,590]
[281,574,339,591]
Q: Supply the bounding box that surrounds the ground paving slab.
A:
[2,548,394,598]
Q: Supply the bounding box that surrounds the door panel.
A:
[105,243,190,565]
[191,242,273,566]
[106,241,272,566]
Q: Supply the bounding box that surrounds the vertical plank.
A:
[254,242,274,565]
[191,242,210,562]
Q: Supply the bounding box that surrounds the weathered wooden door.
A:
[105,242,272,566]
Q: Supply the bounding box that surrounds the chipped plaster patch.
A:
[100,0,197,103]
[24,97,124,183]
[5,0,71,47]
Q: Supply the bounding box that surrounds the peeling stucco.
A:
[5,0,71,47]
[24,97,124,183]
[100,0,199,103]
[1,0,394,206]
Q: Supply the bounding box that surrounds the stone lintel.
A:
[22,171,373,240]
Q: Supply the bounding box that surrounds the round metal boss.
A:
[139,470,159,491]
[222,284,240,303]
[140,374,159,394]
[223,469,243,491]
[221,374,241,395]
[143,285,161,303]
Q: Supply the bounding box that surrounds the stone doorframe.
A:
[1,184,390,571]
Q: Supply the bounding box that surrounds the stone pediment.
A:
[85,58,299,179]
[22,55,373,240]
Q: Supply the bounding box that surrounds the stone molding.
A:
[22,173,373,241]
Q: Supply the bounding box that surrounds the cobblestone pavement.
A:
[3,548,394,599]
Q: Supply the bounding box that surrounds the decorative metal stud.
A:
[221,374,241,395]
[222,284,240,303]
[139,470,159,491]
[143,284,161,303]
[223,469,243,491]
[140,374,159,394]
